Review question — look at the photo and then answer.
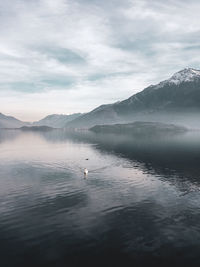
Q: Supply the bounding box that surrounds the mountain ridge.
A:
[0,113,83,128]
[1,68,200,129]
[66,68,200,128]
[0,112,29,128]
[33,113,82,128]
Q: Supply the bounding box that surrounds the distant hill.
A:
[33,113,82,128]
[90,121,187,135]
[66,68,200,128]
[0,113,28,128]
[0,112,83,129]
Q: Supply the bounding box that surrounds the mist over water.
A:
[1,129,200,266]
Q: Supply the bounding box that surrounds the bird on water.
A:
[84,168,88,176]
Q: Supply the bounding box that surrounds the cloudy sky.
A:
[0,0,200,121]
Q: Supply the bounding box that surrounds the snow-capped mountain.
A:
[154,68,200,89]
[168,68,200,84]
[66,68,200,128]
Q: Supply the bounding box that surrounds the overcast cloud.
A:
[0,0,200,120]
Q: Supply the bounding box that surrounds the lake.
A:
[1,129,200,267]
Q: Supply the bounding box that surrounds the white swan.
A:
[84,168,88,175]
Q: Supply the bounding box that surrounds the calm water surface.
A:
[1,129,200,267]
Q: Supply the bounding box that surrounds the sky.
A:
[0,0,200,121]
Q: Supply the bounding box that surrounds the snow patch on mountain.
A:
[169,68,200,84]
[153,68,200,90]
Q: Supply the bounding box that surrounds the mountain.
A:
[0,113,28,128]
[33,113,82,128]
[65,104,120,128]
[66,68,200,128]
[0,112,83,129]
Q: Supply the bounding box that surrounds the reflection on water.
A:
[1,129,200,266]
